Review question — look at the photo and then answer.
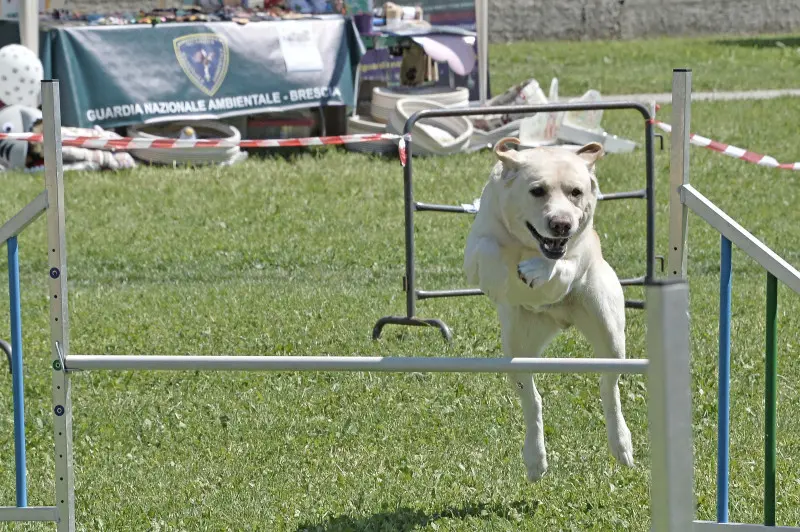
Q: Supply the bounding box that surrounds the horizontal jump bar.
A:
[415,202,474,214]
[620,276,646,286]
[66,355,648,374]
[416,289,643,309]
[0,190,48,245]
[417,288,483,299]
[405,101,652,134]
[681,184,800,295]
[417,277,645,300]
[694,521,800,532]
[598,189,647,201]
[414,190,645,215]
[0,506,59,522]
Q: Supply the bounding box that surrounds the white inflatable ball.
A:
[0,44,44,108]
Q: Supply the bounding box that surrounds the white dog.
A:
[463,137,634,482]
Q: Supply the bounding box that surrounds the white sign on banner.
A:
[278,21,324,73]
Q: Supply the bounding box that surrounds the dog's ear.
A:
[494,137,523,169]
[577,142,603,195]
[589,174,600,196]
[576,142,604,168]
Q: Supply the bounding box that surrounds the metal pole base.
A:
[372,316,453,342]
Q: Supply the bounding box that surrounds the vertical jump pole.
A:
[647,280,695,532]
[8,236,27,507]
[667,68,691,280]
[402,131,416,319]
[718,236,732,522]
[42,79,75,532]
[765,272,778,526]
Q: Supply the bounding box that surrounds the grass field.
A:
[489,33,800,97]
[2,35,800,531]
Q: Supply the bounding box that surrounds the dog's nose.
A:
[548,218,572,237]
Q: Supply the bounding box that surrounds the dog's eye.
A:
[570,188,583,197]
[529,187,546,198]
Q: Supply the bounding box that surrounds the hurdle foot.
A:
[372,316,453,343]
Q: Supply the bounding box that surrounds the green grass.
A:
[2,36,800,531]
[489,33,800,97]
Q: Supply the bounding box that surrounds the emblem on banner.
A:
[173,33,230,97]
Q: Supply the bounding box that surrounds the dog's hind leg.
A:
[573,283,635,468]
[499,304,561,482]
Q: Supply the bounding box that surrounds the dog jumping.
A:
[464,137,634,482]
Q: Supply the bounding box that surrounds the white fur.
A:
[464,139,634,482]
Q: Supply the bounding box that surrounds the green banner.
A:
[35,16,363,128]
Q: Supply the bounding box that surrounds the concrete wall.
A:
[58,0,800,42]
[489,0,800,42]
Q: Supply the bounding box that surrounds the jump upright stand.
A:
[0,81,66,524]
[373,101,659,342]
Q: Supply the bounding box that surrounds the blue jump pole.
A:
[8,235,27,507]
[717,235,732,522]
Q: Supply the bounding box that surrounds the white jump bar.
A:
[681,184,800,294]
[0,506,59,522]
[694,521,800,532]
[66,355,648,374]
[0,190,48,245]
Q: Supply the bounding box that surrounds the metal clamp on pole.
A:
[53,342,75,373]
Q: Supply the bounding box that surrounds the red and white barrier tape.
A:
[0,132,402,149]
[653,120,800,170]
[5,120,796,171]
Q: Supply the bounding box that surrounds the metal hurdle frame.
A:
[668,68,800,530]
[1,77,705,531]
[372,101,660,342]
[0,151,51,516]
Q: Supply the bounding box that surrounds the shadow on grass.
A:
[296,499,540,531]
[714,36,800,49]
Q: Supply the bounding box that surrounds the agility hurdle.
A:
[0,77,727,531]
[373,101,661,342]
[667,69,800,530]
[0,154,50,512]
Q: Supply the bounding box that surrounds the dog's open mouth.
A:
[525,221,569,260]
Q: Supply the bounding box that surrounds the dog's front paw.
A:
[517,257,553,288]
[522,437,548,482]
[608,424,635,468]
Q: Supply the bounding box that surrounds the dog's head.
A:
[490,137,603,259]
